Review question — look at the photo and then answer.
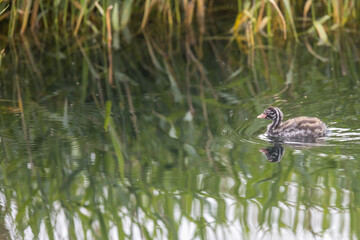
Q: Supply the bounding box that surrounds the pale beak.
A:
[257,113,267,119]
[259,148,268,153]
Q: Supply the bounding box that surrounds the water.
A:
[0,31,360,239]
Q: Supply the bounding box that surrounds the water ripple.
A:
[216,122,360,148]
[216,119,264,146]
[326,127,360,144]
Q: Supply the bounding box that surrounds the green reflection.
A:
[0,26,360,240]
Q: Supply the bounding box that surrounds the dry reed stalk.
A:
[30,0,39,30]
[184,0,195,25]
[197,0,205,34]
[106,5,113,85]
[20,0,32,34]
[256,0,266,32]
[74,0,88,36]
[72,0,82,10]
[332,0,340,25]
[303,0,312,28]
[141,0,152,29]
[183,0,188,10]
[268,0,287,39]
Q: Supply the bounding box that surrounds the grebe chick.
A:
[257,107,327,139]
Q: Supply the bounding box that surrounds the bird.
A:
[257,106,327,139]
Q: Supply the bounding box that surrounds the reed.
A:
[0,0,358,45]
[232,0,358,44]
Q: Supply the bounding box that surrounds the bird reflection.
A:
[259,144,284,162]
[259,134,327,162]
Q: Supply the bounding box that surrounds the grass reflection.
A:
[0,24,360,240]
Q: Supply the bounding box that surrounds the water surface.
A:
[0,30,360,240]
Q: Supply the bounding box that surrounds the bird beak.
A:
[257,113,266,119]
[259,148,268,153]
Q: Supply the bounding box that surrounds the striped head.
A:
[257,107,284,126]
[259,144,284,162]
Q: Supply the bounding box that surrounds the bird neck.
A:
[268,117,282,132]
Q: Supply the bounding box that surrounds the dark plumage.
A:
[260,144,284,162]
[257,107,327,139]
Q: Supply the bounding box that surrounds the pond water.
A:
[0,28,360,239]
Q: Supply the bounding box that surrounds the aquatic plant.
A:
[0,0,358,44]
